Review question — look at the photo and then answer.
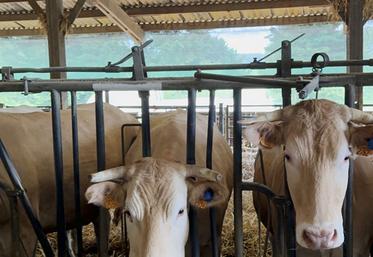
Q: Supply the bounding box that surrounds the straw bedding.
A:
[35,145,271,257]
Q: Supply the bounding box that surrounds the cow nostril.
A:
[331,229,337,241]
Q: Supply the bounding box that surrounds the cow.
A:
[85,110,233,257]
[240,99,373,257]
[0,103,139,257]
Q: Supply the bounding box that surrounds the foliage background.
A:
[0,22,372,106]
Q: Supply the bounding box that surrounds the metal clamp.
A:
[311,53,329,71]
[1,66,14,81]
[21,76,30,95]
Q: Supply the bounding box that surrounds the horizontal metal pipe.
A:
[195,71,297,87]
[6,59,373,74]
[0,73,373,92]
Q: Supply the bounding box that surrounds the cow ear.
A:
[241,120,284,149]
[349,124,373,156]
[85,181,125,209]
[186,167,228,209]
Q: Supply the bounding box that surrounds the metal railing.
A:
[0,40,372,257]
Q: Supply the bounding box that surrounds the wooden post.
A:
[346,0,364,109]
[46,0,68,108]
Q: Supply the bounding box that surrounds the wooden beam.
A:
[0,14,333,37]
[89,0,144,43]
[0,0,331,22]
[346,0,364,109]
[66,0,86,29]
[26,0,46,24]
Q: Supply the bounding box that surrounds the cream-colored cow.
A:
[86,110,233,257]
[0,104,139,257]
[241,99,373,257]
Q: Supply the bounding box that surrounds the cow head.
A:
[241,99,373,250]
[85,157,228,257]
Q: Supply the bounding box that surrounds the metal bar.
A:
[51,90,67,257]
[0,139,54,257]
[195,71,297,87]
[187,88,200,257]
[121,124,142,164]
[132,45,152,157]
[343,156,354,257]
[218,103,224,134]
[71,91,83,257]
[1,74,373,92]
[6,58,373,74]
[8,192,21,257]
[344,86,354,257]
[280,40,292,107]
[95,91,109,257]
[233,88,243,257]
[206,90,218,257]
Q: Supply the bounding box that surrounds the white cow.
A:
[86,110,233,257]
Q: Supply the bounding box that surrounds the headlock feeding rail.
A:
[0,40,372,257]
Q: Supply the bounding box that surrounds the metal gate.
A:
[0,39,373,257]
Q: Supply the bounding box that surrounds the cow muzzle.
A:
[297,223,344,250]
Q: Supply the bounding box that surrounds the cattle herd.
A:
[0,99,372,257]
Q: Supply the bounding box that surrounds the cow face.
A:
[85,157,228,257]
[242,100,373,250]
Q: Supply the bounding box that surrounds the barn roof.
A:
[0,0,363,37]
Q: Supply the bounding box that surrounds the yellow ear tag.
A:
[104,195,120,209]
[195,199,208,209]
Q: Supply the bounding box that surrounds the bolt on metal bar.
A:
[70,91,83,257]
[51,90,67,257]
[187,88,200,257]
[95,91,109,257]
[206,89,219,257]
[0,139,55,257]
[233,88,243,257]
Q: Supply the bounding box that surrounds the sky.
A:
[211,27,271,54]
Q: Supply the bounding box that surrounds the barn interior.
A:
[0,0,373,257]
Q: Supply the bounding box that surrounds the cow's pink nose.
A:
[302,228,337,249]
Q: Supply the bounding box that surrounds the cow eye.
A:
[124,210,133,222]
[284,154,291,161]
[344,156,350,161]
[178,209,185,216]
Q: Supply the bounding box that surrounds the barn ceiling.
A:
[0,0,346,37]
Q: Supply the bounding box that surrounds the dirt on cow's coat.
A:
[35,145,271,257]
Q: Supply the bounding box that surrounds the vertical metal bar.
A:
[343,159,354,257]
[233,88,243,257]
[104,90,110,103]
[218,103,224,134]
[51,89,67,257]
[206,90,218,257]
[0,140,54,257]
[140,92,151,157]
[285,202,296,257]
[8,193,21,257]
[132,45,151,157]
[280,40,292,107]
[95,91,109,257]
[224,105,229,144]
[187,88,199,257]
[345,84,356,108]
[344,85,354,257]
[71,91,83,257]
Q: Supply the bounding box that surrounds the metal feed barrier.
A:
[0,40,372,257]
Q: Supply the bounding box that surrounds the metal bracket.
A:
[21,76,30,95]
[296,74,320,99]
[1,66,14,81]
[105,39,153,69]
